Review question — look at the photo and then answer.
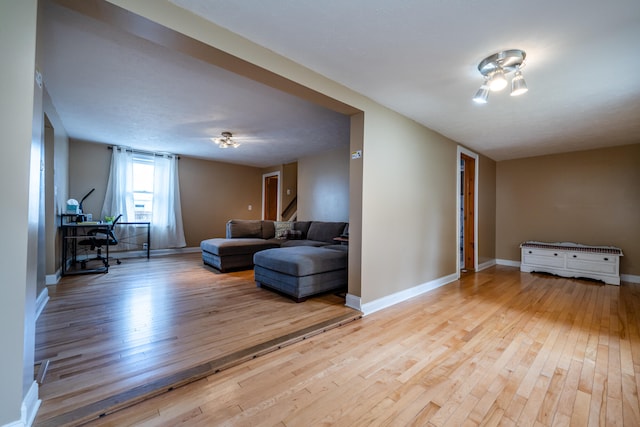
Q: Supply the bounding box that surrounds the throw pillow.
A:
[274,221,294,239]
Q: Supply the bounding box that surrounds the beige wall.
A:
[298,146,350,221]
[68,140,111,218]
[180,156,263,245]
[68,140,265,247]
[496,144,640,275]
[360,108,458,303]
[0,0,38,423]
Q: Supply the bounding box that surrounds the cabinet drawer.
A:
[522,249,565,268]
[567,252,617,274]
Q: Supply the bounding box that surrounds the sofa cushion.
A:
[261,220,275,239]
[201,238,279,256]
[293,221,312,238]
[274,221,294,239]
[226,220,262,238]
[306,221,347,243]
[254,246,347,276]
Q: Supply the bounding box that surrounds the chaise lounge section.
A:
[200,219,347,272]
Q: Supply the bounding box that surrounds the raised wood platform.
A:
[34,252,360,426]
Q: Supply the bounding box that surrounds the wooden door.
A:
[461,154,475,271]
[264,175,278,221]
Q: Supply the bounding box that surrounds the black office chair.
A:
[79,214,123,268]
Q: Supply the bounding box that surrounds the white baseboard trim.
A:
[4,381,42,427]
[360,273,459,316]
[35,288,49,321]
[496,259,521,268]
[345,293,361,311]
[476,259,496,272]
[45,269,60,285]
[622,274,640,284]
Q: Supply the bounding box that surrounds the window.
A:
[103,147,185,248]
[132,156,154,222]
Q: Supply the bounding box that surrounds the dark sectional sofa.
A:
[200,219,349,301]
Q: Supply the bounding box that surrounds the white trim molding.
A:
[360,273,458,316]
[35,288,49,321]
[476,259,497,272]
[45,269,60,285]
[456,146,479,275]
[345,293,361,311]
[496,259,521,268]
[6,380,42,427]
[621,274,640,284]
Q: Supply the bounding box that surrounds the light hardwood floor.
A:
[83,265,640,426]
[34,253,360,426]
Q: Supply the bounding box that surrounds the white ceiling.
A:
[42,1,351,167]
[44,0,640,165]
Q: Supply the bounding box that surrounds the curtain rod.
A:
[108,146,180,159]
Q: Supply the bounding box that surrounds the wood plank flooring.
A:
[34,253,360,426]
[82,266,640,426]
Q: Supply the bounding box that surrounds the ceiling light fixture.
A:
[213,131,240,149]
[473,49,528,103]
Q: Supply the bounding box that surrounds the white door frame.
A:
[261,171,281,220]
[456,146,479,276]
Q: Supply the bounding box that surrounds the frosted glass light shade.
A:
[473,85,490,104]
[510,71,528,96]
[488,69,508,91]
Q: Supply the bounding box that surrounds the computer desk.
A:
[60,215,150,276]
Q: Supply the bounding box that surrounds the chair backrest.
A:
[110,214,123,230]
[107,214,123,244]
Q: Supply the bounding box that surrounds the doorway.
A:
[262,172,280,221]
[458,148,478,273]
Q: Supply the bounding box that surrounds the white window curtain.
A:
[151,154,186,249]
[101,147,186,250]
[101,147,136,222]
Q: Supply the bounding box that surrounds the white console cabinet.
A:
[520,241,623,285]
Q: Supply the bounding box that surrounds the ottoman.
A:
[253,246,348,302]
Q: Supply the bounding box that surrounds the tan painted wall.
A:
[496,144,640,275]
[68,140,111,218]
[360,108,458,303]
[68,140,264,247]
[349,113,364,298]
[478,154,496,267]
[298,147,350,221]
[180,156,262,244]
